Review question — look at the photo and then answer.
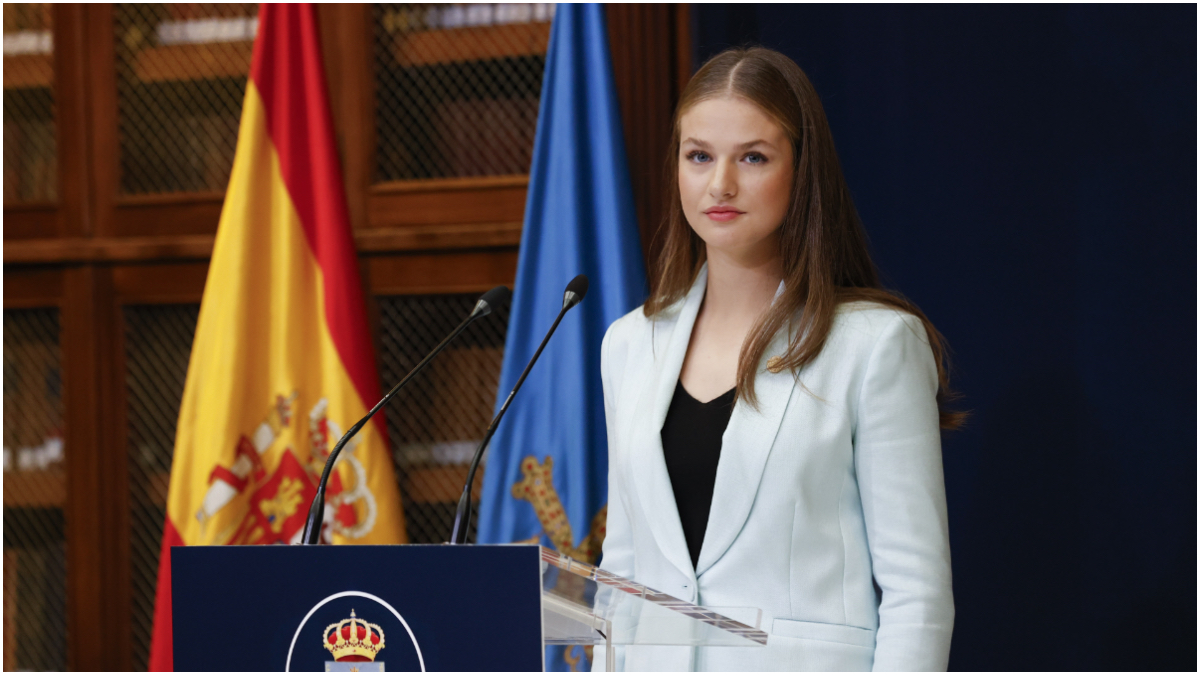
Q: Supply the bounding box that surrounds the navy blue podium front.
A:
[172,544,544,672]
[173,543,769,671]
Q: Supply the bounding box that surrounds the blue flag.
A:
[477,2,646,572]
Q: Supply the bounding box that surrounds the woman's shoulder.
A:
[603,303,655,351]
[602,299,689,375]
[600,305,656,386]
[828,300,930,353]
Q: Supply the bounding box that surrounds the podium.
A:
[173,544,766,671]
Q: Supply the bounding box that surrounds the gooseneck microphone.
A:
[449,274,589,545]
[300,285,511,545]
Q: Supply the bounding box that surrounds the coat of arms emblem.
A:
[194,391,378,544]
[323,609,386,672]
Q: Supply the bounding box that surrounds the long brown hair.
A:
[645,47,964,430]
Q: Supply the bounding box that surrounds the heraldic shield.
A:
[194,390,380,545]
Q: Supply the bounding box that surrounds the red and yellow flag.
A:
[147,5,406,670]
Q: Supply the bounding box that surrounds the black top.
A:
[660,380,737,570]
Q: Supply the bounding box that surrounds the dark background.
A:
[693,4,1196,671]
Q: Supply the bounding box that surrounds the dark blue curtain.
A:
[693,5,1196,670]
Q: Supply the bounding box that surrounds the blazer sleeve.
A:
[853,312,954,671]
[597,323,635,581]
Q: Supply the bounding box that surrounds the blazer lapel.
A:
[627,266,709,583]
[695,287,797,577]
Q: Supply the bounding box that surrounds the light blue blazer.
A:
[595,266,953,671]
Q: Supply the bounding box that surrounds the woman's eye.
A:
[744,152,767,164]
[685,150,711,163]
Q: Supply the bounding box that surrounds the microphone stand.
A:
[300,289,507,545]
[449,276,587,545]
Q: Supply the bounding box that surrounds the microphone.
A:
[299,285,511,545]
[449,274,589,545]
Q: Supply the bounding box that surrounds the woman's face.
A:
[678,97,794,264]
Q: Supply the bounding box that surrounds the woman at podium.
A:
[597,47,958,671]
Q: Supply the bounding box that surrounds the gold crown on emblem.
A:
[323,609,386,662]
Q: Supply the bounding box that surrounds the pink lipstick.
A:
[704,206,744,222]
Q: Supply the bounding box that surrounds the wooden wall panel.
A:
[82,3,120,239]
[112,262,210,304]
[4,235,215,265]
[2,204,58,241]
[61,265,129,671]
[356,222,522,253]
[318,3,374,234]
[110,195,224,238]
[2,266,64,308]
[55,4,91,239]
[366,250,520,296]
[368,177,530,229]
[4,5,90,241]
[606,4,690,273]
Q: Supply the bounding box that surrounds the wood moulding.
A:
[113,190,227,207]
[111,261,209,304]
[3,470,67,507]
[3,53,54,89]
[368,181,529,228]
[67,178,530,237]
[392,22,551,67]
[2,267,64,308]
[366,248,519,296]
[356,221,522,252]
[133,42,254,83]
[2,204,59,241]
[3,222,522,265]
[372,174,529,194]
[4,235,216,264]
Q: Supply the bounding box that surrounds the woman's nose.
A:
[708,159,737,199]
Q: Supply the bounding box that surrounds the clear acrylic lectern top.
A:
[537,546,767,671]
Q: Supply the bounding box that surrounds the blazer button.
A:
[767,356,784,373]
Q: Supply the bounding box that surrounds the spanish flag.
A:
[147,6,406,670]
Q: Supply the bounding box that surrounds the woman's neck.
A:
[702,245,785,323]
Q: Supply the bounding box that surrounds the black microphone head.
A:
[562,274,589,310]
[472,285,511,318]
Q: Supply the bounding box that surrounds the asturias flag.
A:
[147,5,406,671]
[476,0,647,632]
